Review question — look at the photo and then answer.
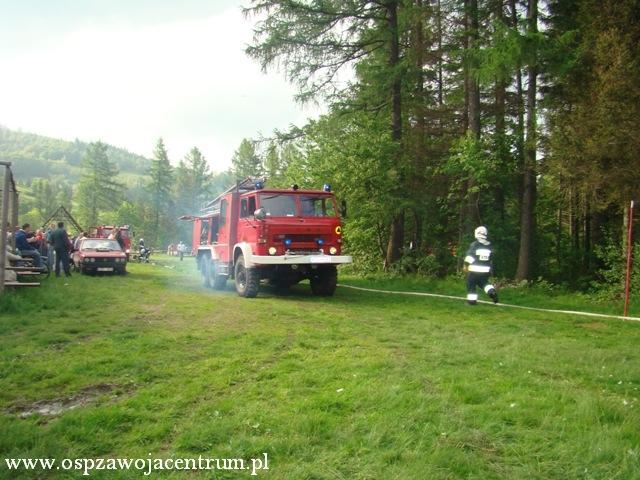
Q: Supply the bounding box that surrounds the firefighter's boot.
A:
[466,293,478,305]
[488,288,498,304]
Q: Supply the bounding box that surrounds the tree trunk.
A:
[570,188,579,251]
[494,1,507,221]
[411,0,427,251]
[515,0,538,281]
[437,0,444,108]
[583,197,591,271]
[385,0,405,266]
[386,212,405,267]
[509,0,525,169]
[465,0,481,230]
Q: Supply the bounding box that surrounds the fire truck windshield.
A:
[260,194,297,217]
[259,193,338,217]
[300,195,337,217]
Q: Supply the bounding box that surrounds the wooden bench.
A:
[7,266,47,272]
[4,281,40,287]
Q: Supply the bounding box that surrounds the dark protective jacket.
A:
[50,227,71,252]
[464,240,493,274]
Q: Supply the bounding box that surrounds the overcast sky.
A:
[0,0,322,171]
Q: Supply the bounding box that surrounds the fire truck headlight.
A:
[268,247,277,255]
[329,247,338,255]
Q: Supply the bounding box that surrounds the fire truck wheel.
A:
[234,256,259,298]
[211,261,227,290]
[202,258,212,288]
[310,266,337,296]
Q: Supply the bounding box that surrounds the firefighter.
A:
[464,226,498,305]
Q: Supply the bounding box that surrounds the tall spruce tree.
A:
[175,146,211,215]
[75,141,123,227]
[515,0,538,281]
[146,138,174,245]
[231,139,262,179]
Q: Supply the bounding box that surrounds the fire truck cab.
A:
[185,178,352,297]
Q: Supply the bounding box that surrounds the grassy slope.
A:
[0,256,639,479]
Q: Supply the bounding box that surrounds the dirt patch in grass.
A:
[6,383,133,419]
[579,321,607,330]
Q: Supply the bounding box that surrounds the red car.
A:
[72,238,127,274]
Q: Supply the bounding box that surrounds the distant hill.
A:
[0,126,151,183]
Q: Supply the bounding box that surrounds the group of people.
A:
[167,241,188,260]
[11,222,74,277]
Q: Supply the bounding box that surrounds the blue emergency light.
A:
[316,238,325,246]
[284,238,292,247]
[323,183,331,192]
[255,181,264,189]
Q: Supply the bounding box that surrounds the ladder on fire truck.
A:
[200,177,264,215]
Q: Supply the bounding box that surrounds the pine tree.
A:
[231,139,262,179]
[146,138,174,245]
[176,147,211,214]
[75,141,123,227]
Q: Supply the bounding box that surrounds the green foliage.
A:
[29,179,73,222]
[280,110,401,271]
[592,238,640,301]
[175,147,212,241]
[231,138,262,179]
[444,133,493,193]
[145,138,175,246]
[75,142,124,228]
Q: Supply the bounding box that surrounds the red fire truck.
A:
[182,178,352,297]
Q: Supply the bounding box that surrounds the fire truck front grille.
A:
[274,234,324,243]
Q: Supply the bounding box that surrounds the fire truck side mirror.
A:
[254,208,267,221]
[340,200,347,218]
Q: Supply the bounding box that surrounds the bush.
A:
[591,238,640,300]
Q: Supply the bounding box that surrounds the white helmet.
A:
[474,226,488,243]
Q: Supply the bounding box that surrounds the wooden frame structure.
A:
[0,161,20,293]
[41,205,84,234]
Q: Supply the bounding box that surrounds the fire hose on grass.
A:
[337,284,640,323]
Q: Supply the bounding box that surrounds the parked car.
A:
[72,238,127,274]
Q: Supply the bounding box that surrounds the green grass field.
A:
[1,255,639,479]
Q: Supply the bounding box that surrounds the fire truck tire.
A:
[310,266,337,296]
[202,257,212,288]
[211,261,227,290]
[234,256,259,298]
